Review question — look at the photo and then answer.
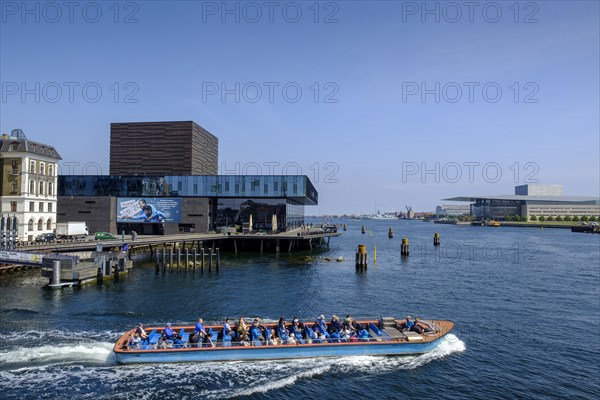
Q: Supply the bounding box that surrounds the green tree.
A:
[564,215,572,222]
[590,216,598,222]
[514,215,521,222]
[539,215,545,222]
[522,215,528,222]
[530,215,537,221]
[505,215,513,222]
[546,216,554,222]
[572,215,579,222]
[581,215,589,222]
[556,215,563,222]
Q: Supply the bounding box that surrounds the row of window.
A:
[9,201,54,213]
[8,160,55,176]
[27,218,53,231]
[29,180,55,196]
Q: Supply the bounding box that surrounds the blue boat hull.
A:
[115,338,444,364]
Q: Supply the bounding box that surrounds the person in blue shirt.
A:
[173,335,185,348]
[403,315,415,332]
[195,318,207,336]
[223,318,234,339]
[163,322,175,339]
[143,206,166,222]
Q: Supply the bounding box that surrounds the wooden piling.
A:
[356,244,367,269]
[388,228,394,238]
[185,248,190,270]
[401,237,409,257]
[192,248,197,271]
[216,248,220,269]
[176,248,181,271]
[361,225,366,234]
[434,232,440,246]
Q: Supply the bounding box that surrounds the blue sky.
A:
[1,0,598,214]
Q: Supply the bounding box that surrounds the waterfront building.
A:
[109,121,218,175]
[0,129,61,241]
[444,184,600,220]
[58,120,317,235]
[435,204,471,216]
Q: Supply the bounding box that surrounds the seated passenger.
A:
[194,318,207,336]
[203,332,215,347]
[358,326,370,340]
[237,318,249,343]
[251,320,265,343]
[128,333,141,349]
[173,334,185,348]
[344,315,358,332]
[329,315,343,337]
[412,318,433,334]
[291,318,304,341]
[157,334,172,349]
[135,323,150,344]
[315,315,330,338]
[188,332,201,348]
[340,327,351,340]
[222,318,235,339]
[163,322,175,339]
[310,328,320,341]
[402,316,415,332]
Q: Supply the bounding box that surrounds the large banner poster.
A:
[117,198,182,223]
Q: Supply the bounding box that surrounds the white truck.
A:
[56,222,90,240]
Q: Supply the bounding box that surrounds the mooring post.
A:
[216,247,220,269]
[169,249,174,272]
[401,237,409,257]
[361,225,366,234]
[201,248,205,270]
[176,248,181,271]
[389,228,394,238]
[356,244,367,270]
[162,250,166,273]
[51,260,61,286]
[209,249,213,271]
[185,248,190,270]
[433,232,440,246]
[234,239,238,254]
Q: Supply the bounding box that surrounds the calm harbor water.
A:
[1,219,598,399]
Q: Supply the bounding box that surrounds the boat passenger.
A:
[188,332,201,348]
[195,318,207,336]
[237,318,249,342]
[157,334,172,349]
[173,334,185,348]
[316,315,330,338]
[291,318,304,341]
[223,318,235,339]
[329,315,343,335]
[163,322,176,339]
[358,326,370,341]
[251,320,265,343]
[128,333,141,349]
[135,323,150,344]
[402,316,415,332]
[203,332,215,347]
[412,318,432,334]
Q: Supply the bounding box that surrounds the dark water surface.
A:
[1,219,598,399]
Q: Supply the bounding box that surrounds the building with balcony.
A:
[0,129,61,241]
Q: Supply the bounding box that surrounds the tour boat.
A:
[113,317,454,364]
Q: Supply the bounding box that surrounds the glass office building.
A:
[58,175,317,234]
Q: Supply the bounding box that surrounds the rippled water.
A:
[1,219,598,399]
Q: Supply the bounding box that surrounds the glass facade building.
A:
[58,175,317,233]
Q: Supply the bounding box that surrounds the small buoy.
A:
[336,256,344,262]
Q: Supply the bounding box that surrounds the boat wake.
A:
[0,333,465,398]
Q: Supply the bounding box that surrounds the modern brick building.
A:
[109,121,218,175]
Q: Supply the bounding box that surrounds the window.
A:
[38,219,43,231]
[10,181,18,194]
[39,202,44,212]
[10,202,17,212]
[39,182,44,195]
[30,161,35,173]
[48,203,53,212]
[10,142,19,151]
[11,160,19,175]
[48,182,53,196]
[49,165,54,176]
[30,180,35,194]
[40,163,45,175]
[46,219,52,230]
[28,219,34,231]
[29,202,35,212]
